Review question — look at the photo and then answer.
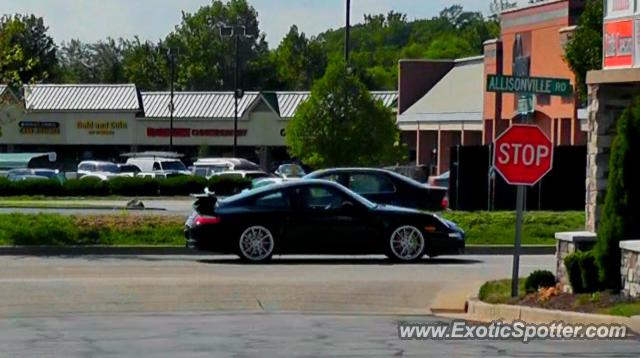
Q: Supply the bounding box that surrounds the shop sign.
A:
[606,0,633,17]
[19,121,60,135]
[76,120,128,135]
[146,127,248,138]
[604,19,634,68]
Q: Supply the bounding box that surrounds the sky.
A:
[0,0,521,47]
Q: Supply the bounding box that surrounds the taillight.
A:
[194,215,221,226]
[441,197,449,210]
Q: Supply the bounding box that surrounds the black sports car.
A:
[303,168,448,211]
[185,180,464,262]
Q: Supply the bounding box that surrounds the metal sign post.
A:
[512,185,525,297]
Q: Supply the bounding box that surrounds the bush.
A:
[565,250,600,293]
[524,270,556,293]
[595,96,640,290]
[11,178,63,196]
[208,175,251,196]
[109,177,159,196]
[158,176,207,196]
[0,177,11,195]
[63,178,110,196]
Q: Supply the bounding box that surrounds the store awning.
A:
[0,153,56,170]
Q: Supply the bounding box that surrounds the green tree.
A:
[0,14,56,88]
[595,98,640,290]
[286,59,403,168]
[564,0,603,101]
[272,25,326,90]
[121,38,169,91]
[165,0,271,90]
[58,38,126,83]
[425,33,475,59]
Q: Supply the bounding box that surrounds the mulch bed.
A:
[507,287,630,314]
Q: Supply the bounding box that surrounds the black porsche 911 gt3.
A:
[185,180,464,262]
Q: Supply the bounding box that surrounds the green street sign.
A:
[486,75,573,97]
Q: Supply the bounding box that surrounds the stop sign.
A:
[493,124,553,186]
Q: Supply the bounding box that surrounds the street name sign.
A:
[486,75,573,97]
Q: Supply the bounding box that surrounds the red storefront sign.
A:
[147,128,248,137]
[604,19,634,68]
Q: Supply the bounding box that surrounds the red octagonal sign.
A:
[493,124,553,186]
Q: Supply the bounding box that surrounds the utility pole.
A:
[233,32,240,158]
[345,0,351,63]
[168,49,176,152]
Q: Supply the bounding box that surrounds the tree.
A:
[489,0,517,20]
[564,0,602,101]
[121,38,169,91]
[165,0,271,90]
[0,14,56,89]
[272,25,326,90]
[58,38,126,83]
[595,98,640,290]
[286,59,404,168]
[425,33,475,59]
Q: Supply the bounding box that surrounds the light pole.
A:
[220,25,247,158]
[167,48,177,152]
[345,0,351,63]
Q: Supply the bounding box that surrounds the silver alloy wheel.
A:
[239,226,274,261]
[389,225,425,261]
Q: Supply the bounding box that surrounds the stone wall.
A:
[585,84,630,232]
[555,232,596,292]
[621,241,640,298]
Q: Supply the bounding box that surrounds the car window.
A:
[152,162,161,171]
[349,174,395,194]
[316,173,341,183]
[298,186,345,210]
[253,191,289,209]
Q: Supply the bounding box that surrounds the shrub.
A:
[565,250,600,293]
[524,270,556,294]
[595,96,640,290]
[109,177,159,196]
[208,175,251,196]
[11,178,63,196]
[0,177,13,195]
[63,178,110,196]
[158,176,207,196]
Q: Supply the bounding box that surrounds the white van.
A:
[192,158,261,179]
[126,157,191,178]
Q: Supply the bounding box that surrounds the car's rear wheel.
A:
[238,225,275,262]
[387,225,425,262]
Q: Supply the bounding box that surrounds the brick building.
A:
[484,0,587,145]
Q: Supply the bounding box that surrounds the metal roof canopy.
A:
[24,84,140,112]
[0,152,57,170]
[141,92,261,119]
[120,151,184,159]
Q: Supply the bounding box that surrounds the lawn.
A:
[0,211,583,247]
[478,279,525,304]
[442,211,584,246]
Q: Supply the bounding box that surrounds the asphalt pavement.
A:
[2,312,638,357]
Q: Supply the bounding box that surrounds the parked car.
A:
[126,157,190,178]
[274,163,306,178]
[303,168,448,211]
[210,170,271,180]
[77,161,122,180]
[7,168,63,182]
[428,171,450,188]
[185,180,464,262]
[117,164,141,177]
[192,158,261,178]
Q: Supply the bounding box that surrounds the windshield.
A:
[97,163,119,173]
[279,164,306,176]
[161,161,186,171]
[33,170,56,178]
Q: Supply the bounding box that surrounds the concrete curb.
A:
[0,246,555,256]
[465,245,554,255]
[466,298,640,333]
[0,205,166,211]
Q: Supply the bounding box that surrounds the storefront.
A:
[0,84,397,170]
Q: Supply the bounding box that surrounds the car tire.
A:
[237,225,275,262]
[386,225,426,262]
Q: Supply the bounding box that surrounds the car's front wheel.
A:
[387,225,425,262]
[237,225,275,262]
